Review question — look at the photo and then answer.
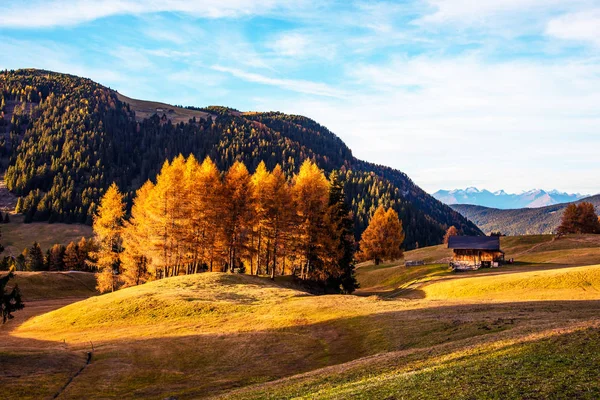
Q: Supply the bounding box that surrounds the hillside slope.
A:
[355,234,600,297]
[452,195,600,235]
[0,69,480,248]
[7,270,600,399]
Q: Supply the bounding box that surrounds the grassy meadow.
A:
[2,234,600,399]
[1,214,92,257]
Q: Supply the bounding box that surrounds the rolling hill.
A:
[452,194,600,235]
[355,233,600,297]
[4,257,600,399]
[0,68,481,249]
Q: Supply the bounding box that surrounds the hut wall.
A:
[452,250,503,263]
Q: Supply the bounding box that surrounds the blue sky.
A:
[1,1,600,195]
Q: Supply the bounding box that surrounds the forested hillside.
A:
[0,69,481,249]
[452,195,600,235]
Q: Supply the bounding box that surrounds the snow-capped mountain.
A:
[432,188,588,209]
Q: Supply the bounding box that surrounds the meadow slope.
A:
[2,260,600,399]
[356,234,600,297]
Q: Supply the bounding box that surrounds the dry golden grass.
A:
[356,234,600,298]
[2,214,92,256]
[4,234,600,399]
[116,93,215,124]
[11,271,98,301]
[421,264,600,301]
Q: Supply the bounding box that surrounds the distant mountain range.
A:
[433,188,588,209]
[451,195,600,236]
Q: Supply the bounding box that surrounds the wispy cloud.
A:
[212,65,346,98]
[266,31,337,60]
[546,9,600,46]
[0,0,300,28]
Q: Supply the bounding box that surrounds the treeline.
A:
[1,69,482,248]
[94,157,358,294]
[0,237,95,272]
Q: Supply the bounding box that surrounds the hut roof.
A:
[447,236,501,251]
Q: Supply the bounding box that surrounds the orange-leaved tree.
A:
[443,226,459,244]
[121,181,155,286]
[359,206,405,265]
[293,160,330,280]
[222,161,256,273]
[92,182,125,293]
[557,202,600,235]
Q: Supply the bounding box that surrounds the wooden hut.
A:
[447,236,504,271]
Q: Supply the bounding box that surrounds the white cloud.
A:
[212,65,346,98]
[0,0,298,28]
[248,55,600,193]
[546,9,600,46]
[418,0,580,24]
[145,49,194,58]
[266,31,337,60]
[109,46,154,70]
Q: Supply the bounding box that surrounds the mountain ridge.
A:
[0,68,481,248]
[434,187,587,209]
[451,194,600,235]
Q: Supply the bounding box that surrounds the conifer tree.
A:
[359,206,405,265]
[145,159,181,278]
[25,242,45,271]
[264,164,295,279]
[92,182,125,293]
[1,271,24,324]
[194,157,224,272]
[557,202,600,235]
[47,244,66,271]
[323,171,358,293]
[63,242,82,271]
[250,161,271,275]
[293,160,329,280]
[121,181,154,286]
[223,161,255,272]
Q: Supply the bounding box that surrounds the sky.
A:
[1,1,599,195]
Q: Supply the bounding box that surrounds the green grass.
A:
[224,325,600,399]
[2,214,92,256]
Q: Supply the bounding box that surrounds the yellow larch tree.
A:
[358,205,405,265]
[194,156,224,272]
[145,157,184,278]
[263,164,295,279]
[250,161,271,275]
[121,181,154,286]
[292,160,330,280]
[223,161,255,272]
[92,182,125,293]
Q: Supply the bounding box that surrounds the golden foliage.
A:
[359,206,405,264]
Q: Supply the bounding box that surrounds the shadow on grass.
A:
[5,298,600,399]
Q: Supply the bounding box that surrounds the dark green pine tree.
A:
[326,171,359,294]
[25,242,45,271]
[1,271,24,323]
